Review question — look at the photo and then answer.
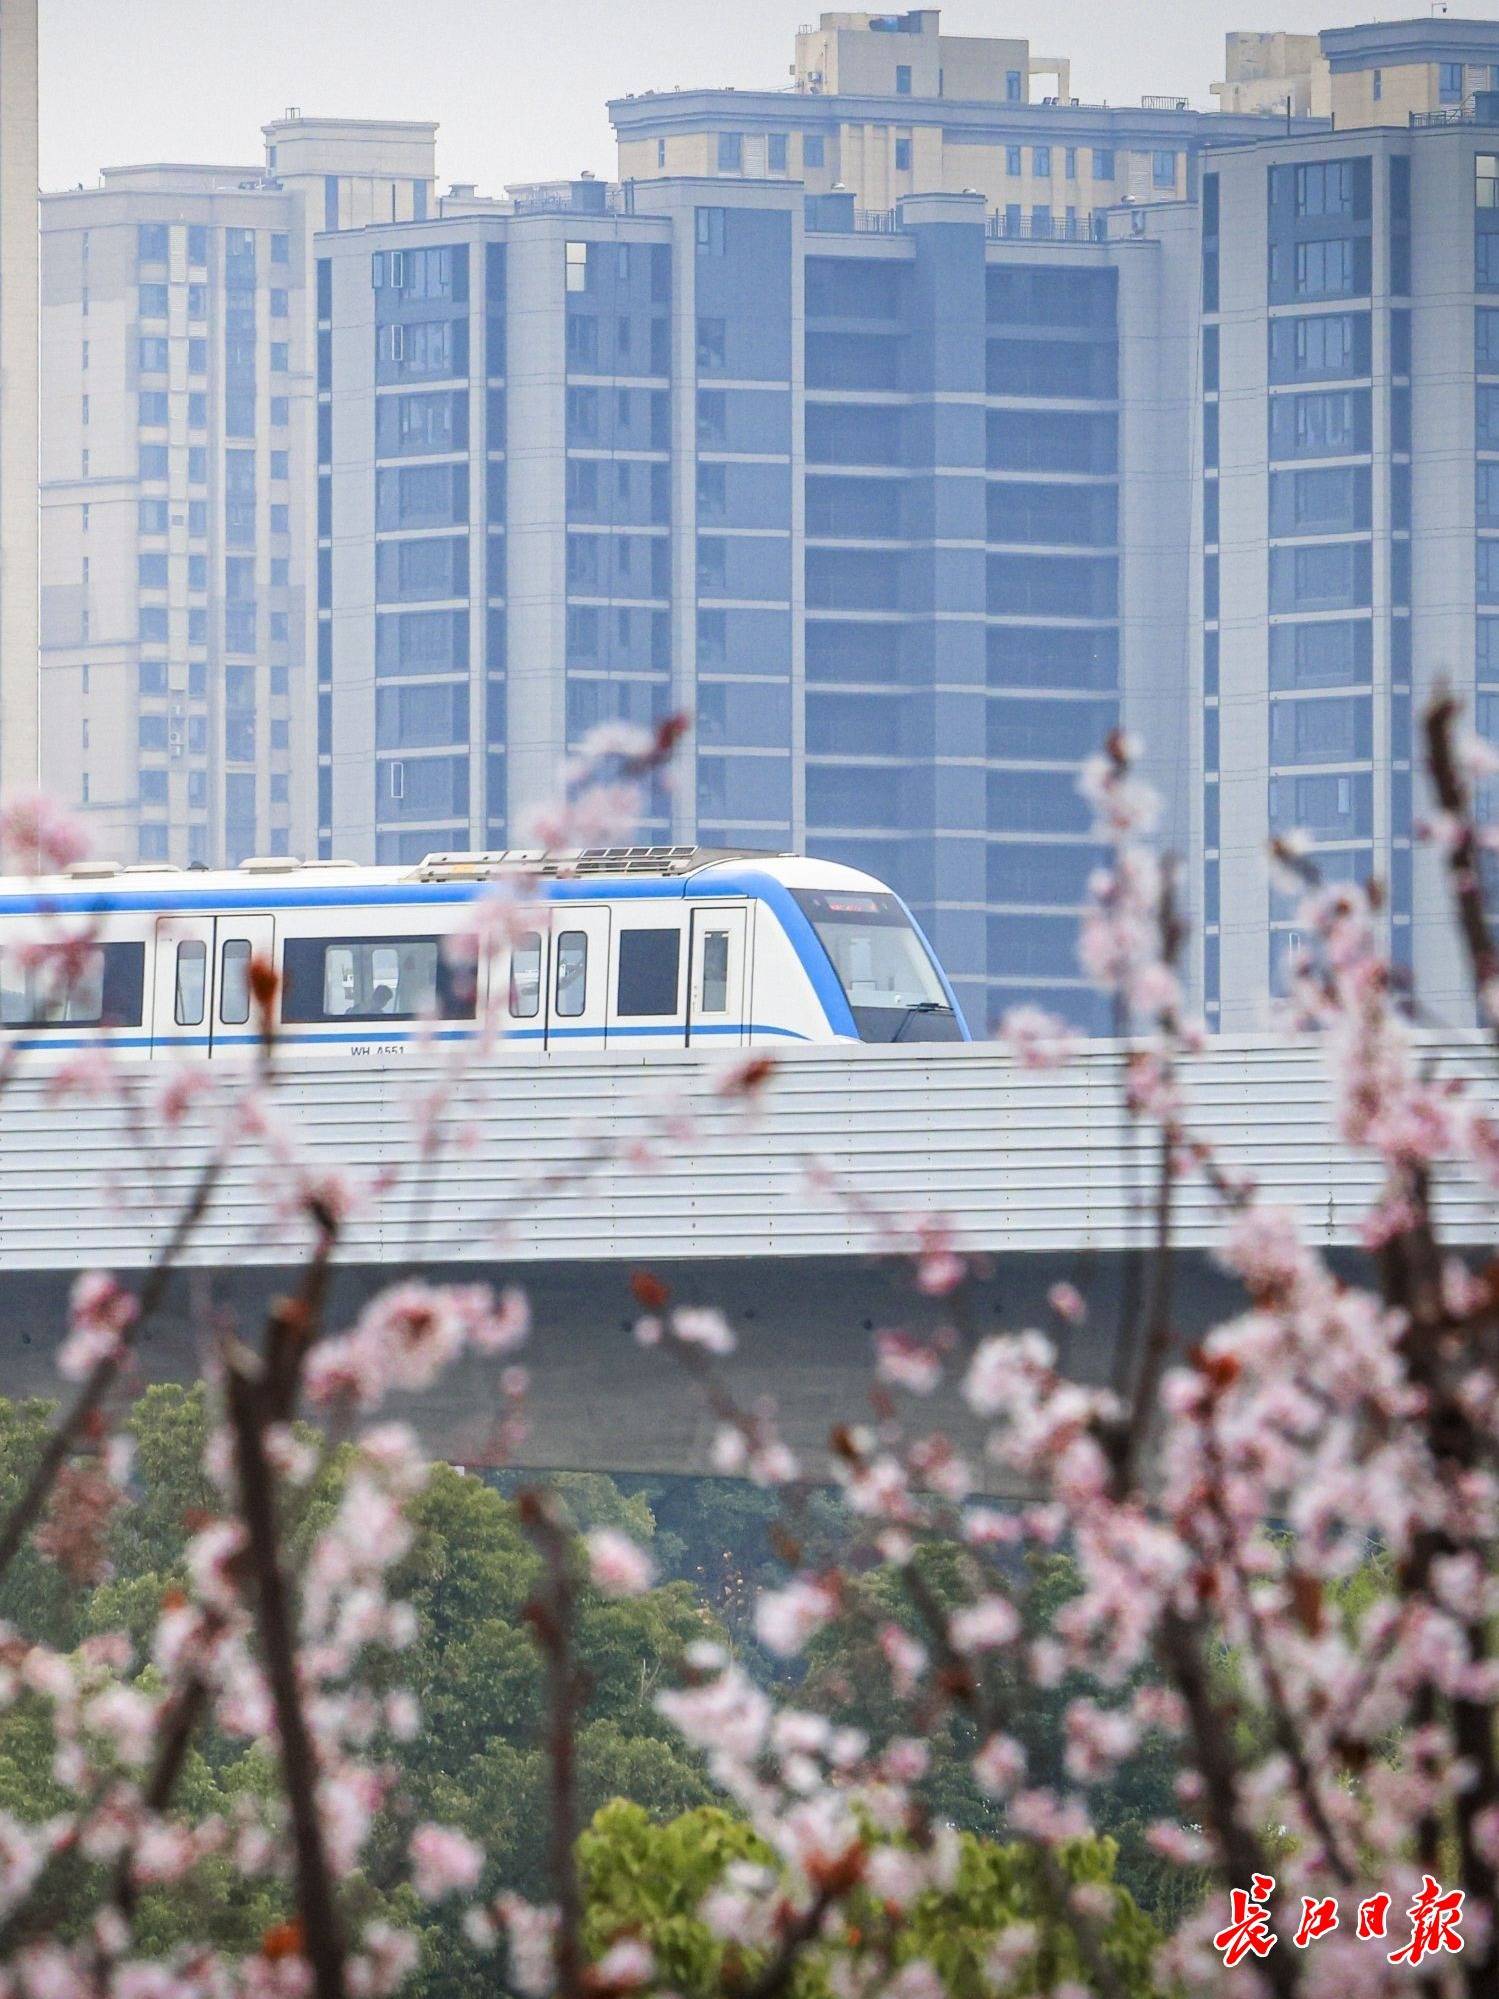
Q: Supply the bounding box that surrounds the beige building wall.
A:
[0,0,38,815]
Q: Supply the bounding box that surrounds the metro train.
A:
[0,847,969,1058]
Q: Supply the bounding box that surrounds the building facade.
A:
[317,177,1201,1031]
[1192,26,1499,1030]
[0,0,38,816]
[609,8,1319,236]
[38,10,1499,1038]
[39,119,434,865]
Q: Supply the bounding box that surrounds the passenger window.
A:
[555,931,588,1018]
[175,940,207,1025]
[220,939,252,1025]
[281,936,474,1023]
[701,932,729,1013]
[509,933,542,1018]
[0,942,144,1028]
[617,928,681,1017]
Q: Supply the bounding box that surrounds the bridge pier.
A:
[4,1251,1262,1483]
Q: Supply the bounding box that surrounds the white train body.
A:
[0,847,968,1060]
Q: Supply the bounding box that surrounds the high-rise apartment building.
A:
[1187,19,1499,1030]
[41,8,1499,1035]
[610,7,1312,234]
[39,119,435,865]
[316,175,1203,1030]
[0,0,39,815]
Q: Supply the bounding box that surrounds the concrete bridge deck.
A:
[0,1037,1495,1476]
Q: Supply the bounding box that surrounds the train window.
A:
[555,931,588,1018]
[509,933,541,1019]
[701,932,729,1013]
[220,940,252,1025]
[281,936,475,1023]
[0,941,144,1028]
[617,928,681,1016]
[175,941,207,1026]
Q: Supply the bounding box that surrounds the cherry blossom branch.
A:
[0,1145,226,1584]
[517,1490,587,1999]
[0,977,280,1585]
[224,1203,344,1999]
[893,1556,1133,1999]
[1426,691,1499,1046]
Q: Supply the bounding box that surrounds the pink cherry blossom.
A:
[585,1528,657,1598]
[409,1822,485,1902]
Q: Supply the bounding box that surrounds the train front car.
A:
[0,848,968,1058]
[693,856,969,1046]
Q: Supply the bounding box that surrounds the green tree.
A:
[580,1801,1163,1999]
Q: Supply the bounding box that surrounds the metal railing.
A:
[986,211,1108,242]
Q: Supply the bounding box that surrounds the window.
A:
[700,932,730,1012]
[175,941,207,1026]
[138,283,168,319]
[509,934,542,1017]
[187,224,207,265]
[138,390,168,426]
[696,207,725,257]
[1480,155,1499,209]
[139,497,168,533]
[804,134,825,168]
[657,139,666,168]
[1373,68,1382,102]
[271,342,289,371]
[1033,146,1051,177]
[139,444,168,480]
[270,288,289,318]
[137,223,168,265]
[1093,147,1114,179]
[1005,144,1021,176]
[554,932,588,1018]
[282,936,475,1023]
[1294,161,1352,217]
[769,133,788,172]
[271,231,289,263]
[2,942,144,1029]
[1293,238,1355,297]
[1440,60,1464,103]
[697,316,726,370]
[1268,310,1366,383]
[1269,388,1367,458]
[1005,69,1022,101]
[1268,770,1372,840]
[271,450,289,479]
[219,941,253,1025]
[138,552,168,589]
[1279,627,1375,699]
[1152,150,1176,189]
[894,137,911,171]
[895,63,911,94]
[617,928,681,1015]
[717,132,742,171]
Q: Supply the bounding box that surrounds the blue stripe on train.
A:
[4,1022,821,1052]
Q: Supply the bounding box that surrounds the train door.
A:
[151,915,275,1056]
[546,906,610,1051]
[211,916,275,1052]
[687,906,748,1048]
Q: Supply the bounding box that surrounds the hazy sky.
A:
[39,0,1499,194]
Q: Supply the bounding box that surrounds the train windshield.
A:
[791,889,962,1043]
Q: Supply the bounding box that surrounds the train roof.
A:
[0,845,898,910]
